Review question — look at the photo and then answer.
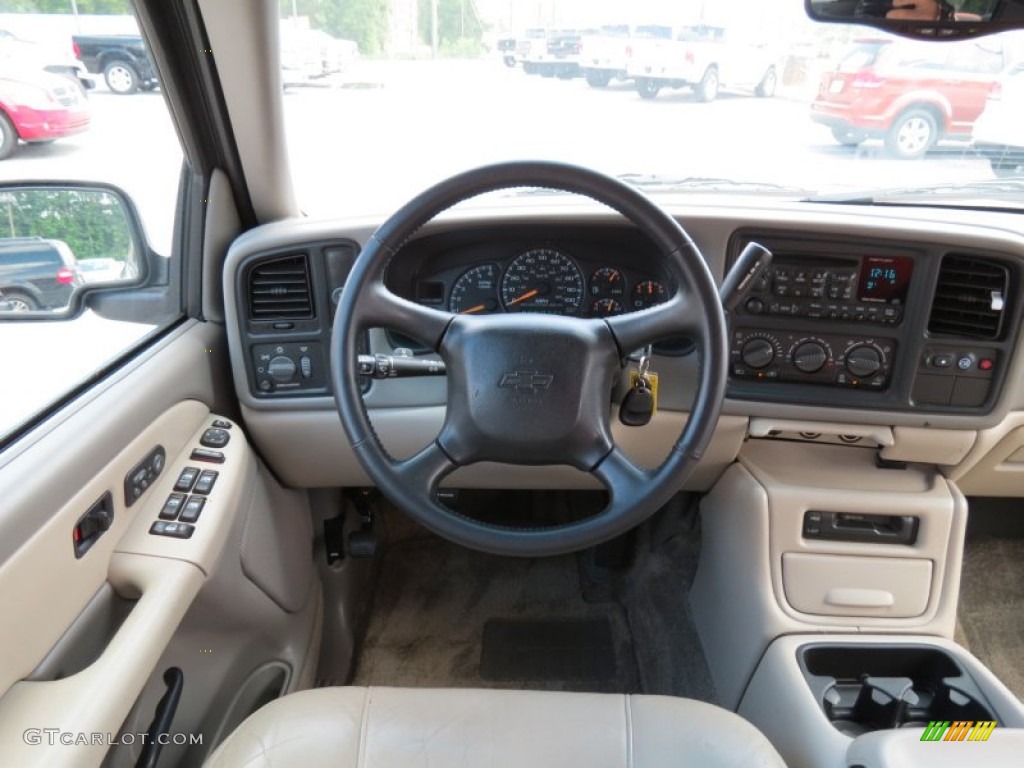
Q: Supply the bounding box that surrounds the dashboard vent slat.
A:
[928,255,1007,339]
[247,254,314,320]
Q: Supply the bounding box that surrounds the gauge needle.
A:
[507,288,539,307]
[460,304,487,315]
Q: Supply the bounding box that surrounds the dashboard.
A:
[221,200,1024,489]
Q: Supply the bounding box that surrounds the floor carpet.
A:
[351,501,718,703]
[351,538,640,693]
[958,534,1024,702]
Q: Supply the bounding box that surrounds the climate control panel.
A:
[731,329,896,389]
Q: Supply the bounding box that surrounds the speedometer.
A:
[500,248,584,315]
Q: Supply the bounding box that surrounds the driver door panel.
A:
[0,322,318,767]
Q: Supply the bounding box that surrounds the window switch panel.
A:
[179,495,206,524]
[159,493,187,521]
[193,470,218,495]
[173,467,200,493]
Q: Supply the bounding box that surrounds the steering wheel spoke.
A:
[358,282,453,350]
[603,290,703,356]
[391,441,459,497]
[591,447,653,507]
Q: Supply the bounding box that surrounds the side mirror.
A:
[806,0,1017,39]
[0,183,160,320]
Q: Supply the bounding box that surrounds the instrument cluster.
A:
[405,244,671,319]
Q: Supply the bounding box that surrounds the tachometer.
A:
[449,264,501,314]
[501,248,584,315]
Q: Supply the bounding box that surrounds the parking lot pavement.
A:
[0,59,993,245]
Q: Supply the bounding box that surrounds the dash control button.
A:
[200,428,230,448]
[211,419,233,429]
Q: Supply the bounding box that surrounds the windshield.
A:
[278,1,1024,216]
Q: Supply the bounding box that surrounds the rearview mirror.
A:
[0,185,145,317]
[806,0,1019,38]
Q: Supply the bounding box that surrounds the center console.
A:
[726,231,1017,413]
[690,435,1024,766]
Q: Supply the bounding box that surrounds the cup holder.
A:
[800,645,998,737]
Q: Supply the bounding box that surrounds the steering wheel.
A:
[331,161,727,557]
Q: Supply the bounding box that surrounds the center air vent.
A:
[247,254,314,320]
[928,255,1008,339]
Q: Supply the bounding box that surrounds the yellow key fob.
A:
[629,370,658,415]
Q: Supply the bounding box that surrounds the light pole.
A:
[70,0,81,34]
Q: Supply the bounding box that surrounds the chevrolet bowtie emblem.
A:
[498,371,554,392]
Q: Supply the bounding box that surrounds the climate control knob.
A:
[741,338,776,369]
[845,345,883,378]
[268,355,298,383]
[792,342,828,374]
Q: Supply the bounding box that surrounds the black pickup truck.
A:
[72,35,158,94]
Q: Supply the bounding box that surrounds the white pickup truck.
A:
[625,24,780,101]
[579,24,633,88]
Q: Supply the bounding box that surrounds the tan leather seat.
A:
[204,686,786,767]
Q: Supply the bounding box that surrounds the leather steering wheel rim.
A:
[331,161,727,557]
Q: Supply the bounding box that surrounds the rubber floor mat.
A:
[480,618,618,682]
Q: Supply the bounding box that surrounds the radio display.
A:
[858,256,914,303]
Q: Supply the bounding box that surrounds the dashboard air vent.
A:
[247,254,314,320]
[928,255,1008,339]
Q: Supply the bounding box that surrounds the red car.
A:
[0,67,91,160]
[811,37,1005,159]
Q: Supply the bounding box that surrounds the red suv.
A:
[0,67,91,160]
[811,37,1005,159]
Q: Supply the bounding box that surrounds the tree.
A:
[279,0,390,55]
[418,0,485,55]
[0,190,132,263]
[0,1,132,13]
